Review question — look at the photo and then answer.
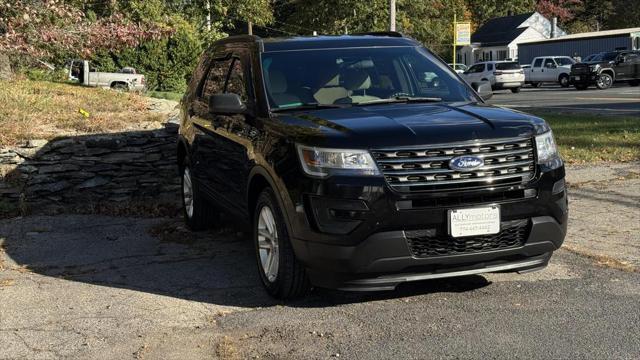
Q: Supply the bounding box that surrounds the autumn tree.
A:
[0,0,172,62]
[536,0,583,23]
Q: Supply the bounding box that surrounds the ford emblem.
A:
[449,156,484,171]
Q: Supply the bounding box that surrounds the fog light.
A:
[552,179,566,195]
[524,188,537,198]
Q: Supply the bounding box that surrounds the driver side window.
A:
[226,58,249,102]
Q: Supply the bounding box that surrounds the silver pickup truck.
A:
[68,60,146,91]
[524,56,575,88]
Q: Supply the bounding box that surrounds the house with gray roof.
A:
[457,12,565,66]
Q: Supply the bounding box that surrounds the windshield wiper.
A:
[355,96,443,106]
[271,102,349,112]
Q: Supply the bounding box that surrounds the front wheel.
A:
[596,73,613,90]
[254,188,310,299]
[559,75,570,88]
[510,87,521,93]
[180,160,218,231]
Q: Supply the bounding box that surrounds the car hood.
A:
[274,102,549,149]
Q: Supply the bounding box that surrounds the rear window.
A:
[495,62,521,70]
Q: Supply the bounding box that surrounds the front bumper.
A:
[285,165,568,291]
[570,73,597,85]
[493,81,524,89]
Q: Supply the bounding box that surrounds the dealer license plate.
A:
[449,206,500,238]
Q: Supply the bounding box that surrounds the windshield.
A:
[602,52,618,61]
[261,46,477,110]
[495,62,520,70]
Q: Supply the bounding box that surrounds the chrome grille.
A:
[372,137,535,192]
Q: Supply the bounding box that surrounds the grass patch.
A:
[146,90,184,102]
[0,79,164,146]
[530,112,640,164]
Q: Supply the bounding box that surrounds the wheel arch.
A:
[600,69,615,80]
[110,81,129,89]
[247,166,296,236]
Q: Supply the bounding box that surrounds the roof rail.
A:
[353,31,404,38]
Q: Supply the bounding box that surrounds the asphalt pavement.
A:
[0,163,639,359]
[487,84,640,116]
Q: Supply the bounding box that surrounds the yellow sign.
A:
[455,22,471,45]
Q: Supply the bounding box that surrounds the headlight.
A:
[589,64,599,72]
[296,145,380,178]
[535,131,559,163]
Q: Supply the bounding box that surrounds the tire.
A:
[111,83,128,91]
[254,188,310,299]
[559,75,570,88]
[510,87,521,93]
[574,83,589,90]
[180,158,218,231]
[596,73,613,90]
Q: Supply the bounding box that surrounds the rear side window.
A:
[555,58,575,66]
[495,62,521,70]
[544,58,556,67]
[533,58,543,67]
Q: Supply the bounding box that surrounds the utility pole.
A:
[205,0,211,31]
[389,0,396,31]
[248,21,253,35]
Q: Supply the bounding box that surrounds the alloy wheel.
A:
[597,74,612,89]
[183,168,194,218]
[257,206,280,282]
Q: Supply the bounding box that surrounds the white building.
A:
[457,12,566,66]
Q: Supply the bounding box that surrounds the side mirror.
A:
[474,81,493,101]
[208,93,246,115]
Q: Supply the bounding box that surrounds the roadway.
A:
[487,83,640,116]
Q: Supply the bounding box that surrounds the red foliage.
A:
[0,0,173,59]
[536,0,583,22]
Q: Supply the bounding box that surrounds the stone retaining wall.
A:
[0,124,180,215]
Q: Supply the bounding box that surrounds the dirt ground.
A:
[0,162,638,359]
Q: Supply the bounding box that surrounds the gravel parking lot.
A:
[1,163,639,359]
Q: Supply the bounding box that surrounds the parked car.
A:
[67,60,145,91]
[177,33,568,299]
[524,56,575,88]
[448,63,468,74]
[461,61,525,93]
[570,50,640,90]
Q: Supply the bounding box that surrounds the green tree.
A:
[280,0,468,58]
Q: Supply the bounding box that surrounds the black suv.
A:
[570,50,640,90]
[177,33,568,299]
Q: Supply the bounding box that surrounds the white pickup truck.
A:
[67,60,146,91]
[524,56,575,88]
